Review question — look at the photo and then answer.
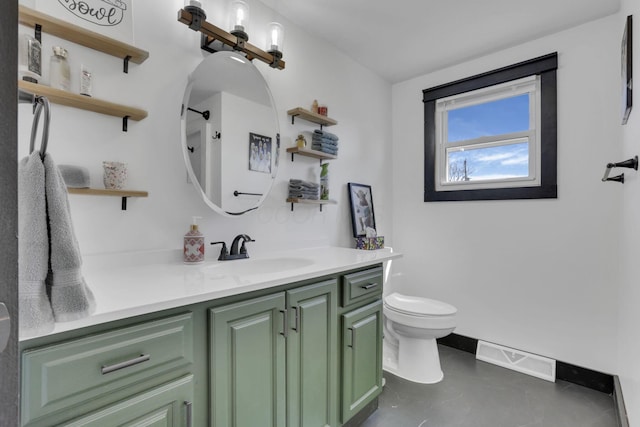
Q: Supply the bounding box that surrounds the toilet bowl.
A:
[383,292,457,384]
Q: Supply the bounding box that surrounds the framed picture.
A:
[249,133,272,174]
[348,183,376,237]
[622,15,633,125]
[34,0,135,45]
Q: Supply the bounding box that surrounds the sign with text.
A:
[35,0,134,44]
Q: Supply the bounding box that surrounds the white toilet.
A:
[383,292,457,384]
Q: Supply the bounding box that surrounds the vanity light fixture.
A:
[266,22,284,62]
[229,0,250,43]
[184,0,207,31]
[177,2,285,70]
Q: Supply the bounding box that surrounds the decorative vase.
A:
[103,161,127,189]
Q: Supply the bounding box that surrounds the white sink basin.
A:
[204,257,314,276]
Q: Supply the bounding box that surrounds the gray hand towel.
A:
[44,153,96,322]
[18,151,55,337]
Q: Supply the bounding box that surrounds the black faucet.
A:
[210,241,229,261]
[211,234,255,261]
[230,234,254,258]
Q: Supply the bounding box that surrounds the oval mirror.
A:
[181,51,280,216]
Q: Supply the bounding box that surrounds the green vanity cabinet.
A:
[209,292,287,427]
[20,263,386,427]
[286,279,338,427]
[209,278,339,427]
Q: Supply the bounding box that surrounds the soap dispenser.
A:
[184,216,205,264]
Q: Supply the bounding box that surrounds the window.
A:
[424,53,557,201]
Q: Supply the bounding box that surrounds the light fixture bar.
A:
[177,8,285,70]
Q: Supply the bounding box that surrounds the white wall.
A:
[618,0,640,423]
[17,0,393,257]
[391,16,622,374]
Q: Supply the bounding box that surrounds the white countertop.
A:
[20,246,401,342]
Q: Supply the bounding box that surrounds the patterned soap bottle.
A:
[184,216,205,264]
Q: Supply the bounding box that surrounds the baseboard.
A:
[437,332,478,354]
[556,360,613,394]
[613,375,630,427]
[438,333,614,394]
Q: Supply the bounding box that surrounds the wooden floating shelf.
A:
[67,188,149,210]
[286,198,337,212]
[19,81,148,122]
[286,147,337,161]
[67,188,149,198]
[287,108,338,127]
[19,5,149,66]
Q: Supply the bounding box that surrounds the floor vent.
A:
[476,340,556,382]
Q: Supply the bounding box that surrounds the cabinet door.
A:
[22,313,193,425]
[61,374,194,427]
[287,279,338,427]
[209,293,286,427]
[341,300,383,423]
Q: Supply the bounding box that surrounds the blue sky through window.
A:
[447,94,529,181]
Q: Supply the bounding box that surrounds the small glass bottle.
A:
[18,33,42,83]
[80,64,92,97]
[50,46,70,91]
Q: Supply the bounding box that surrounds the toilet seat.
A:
[384,292,457,317]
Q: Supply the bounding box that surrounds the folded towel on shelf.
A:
[58,164,90,188]
[44,153,95,322]
[313,129,339,141]
[312,132,338,141]
[312,140,339,148]
[18,151,55,338]
[289,179,320,188]
[289,195,318,200]
[312,135,338,142]
[288,186,319,194]
[288,191,319,200]
[312,136,338,146]
[288,179,320,199]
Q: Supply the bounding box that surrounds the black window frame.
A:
[423,53,558,202]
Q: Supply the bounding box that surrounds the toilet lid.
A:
[384,292,457,316]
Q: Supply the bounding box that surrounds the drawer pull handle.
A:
[360,283,378,290]
[347,327,355,348]
[292,306,300,332]
[279,310,288,338]
[185,401,193,427]
[101,354,151,375]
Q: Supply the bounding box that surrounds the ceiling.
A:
[259,0,621,83]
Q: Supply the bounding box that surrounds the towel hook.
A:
[602,155,638,184]
[18,88,35,105]
[29,96,51,160]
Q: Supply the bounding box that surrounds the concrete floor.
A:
[362,345,617,427]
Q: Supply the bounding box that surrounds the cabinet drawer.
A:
[22,312,193,425]
[342,266,383,307]
[62,374,194,427]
